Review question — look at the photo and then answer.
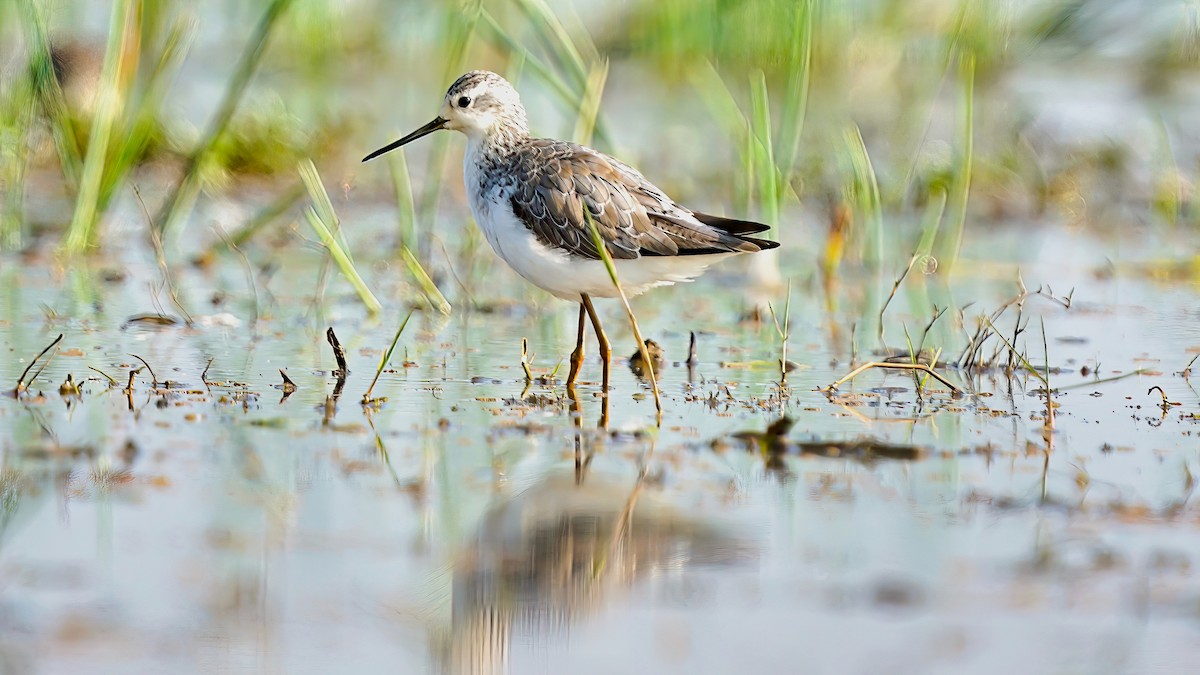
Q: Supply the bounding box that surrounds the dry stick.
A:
[129,354,157,388]
[279,369,297,393]
[983,318,1047,386]
[1147,385,1178,411]
[958,283,1073,370]
[824,361,963,396]
[584,215,662,419]
[125,367,142,391]
[14,333,64,395]
[361,309,415,405]
[89,366,118,386]
[25,349,60,396]
[1040,318,1054,438]
[326,327,348,376]
[1183,354,1198,380]
[521,338,534,383]
[326,327,348,403]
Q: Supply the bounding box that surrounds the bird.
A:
[363,70,779,395]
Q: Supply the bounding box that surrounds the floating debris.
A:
[58,374,81,397]
[628,339,664,378]
[121,314,180,329]
[715,417,925,468]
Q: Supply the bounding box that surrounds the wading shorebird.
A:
[363,70,778,394]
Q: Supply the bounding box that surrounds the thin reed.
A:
[299,159,382,315]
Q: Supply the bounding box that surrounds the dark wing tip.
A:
[738,236,780,251]
[692,211,772,236]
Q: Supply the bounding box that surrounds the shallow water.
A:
[1,198,1198,674]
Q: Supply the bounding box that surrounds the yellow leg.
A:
[566,302,587,390]
[581,294,610,395]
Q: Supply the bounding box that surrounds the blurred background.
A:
[3,0,1200,271]
[2,1,1200,674]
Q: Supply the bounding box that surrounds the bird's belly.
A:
[470,200,732,300]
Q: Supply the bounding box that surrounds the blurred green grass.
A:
[0,0,1197,271]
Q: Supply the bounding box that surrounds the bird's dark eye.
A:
[457,96,471,108]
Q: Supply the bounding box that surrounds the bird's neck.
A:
[465,123,528,167]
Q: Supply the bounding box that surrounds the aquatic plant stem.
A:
[362,309,415,404]
[585,215,662,420]
[824,361,962,396]
[299,160,382,315]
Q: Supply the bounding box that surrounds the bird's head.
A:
[363,70,528,162]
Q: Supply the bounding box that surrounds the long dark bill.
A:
[361,117,447,162]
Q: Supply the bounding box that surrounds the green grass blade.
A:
[399,245,451,315]
[572,60,608,146]
[303,208,382,315]
[97,15,196,215]
[298,158,353,257]
[843,124,883,266]
[937,51,975,275]
[155,0,297,240]
[300,160,381,315]
[1,93,33,250]
[509,0,589,90]
[750,71,779,228]
[17,0,83,189]
[480,11,576,107]
[416,0,481,253]
[62,0,139,255]
[386,149,450,315]
[777,0,814,183]
[584,213,662,417]
[362,308,415,403]
[387,149,416,250]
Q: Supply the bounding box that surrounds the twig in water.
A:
[129,354,157,388]
[13,333,64,396]
[201,358,214,385]
[823,361,962,396]
[686,332,698,367]
[1147,385,1179,412]
[1056,369,1146,391]
[279,369,297,393]
[89,366,118,386]
[126,367,143,392]
[983,318,1047,386]
[361,309,415,405]
[521,338,534,383]
[326,327,348,376]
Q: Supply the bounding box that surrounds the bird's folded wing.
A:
[510,140,763,260]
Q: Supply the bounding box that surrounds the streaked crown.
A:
[442,70,528,141]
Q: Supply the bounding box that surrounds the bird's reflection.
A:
[438,471,755,674]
